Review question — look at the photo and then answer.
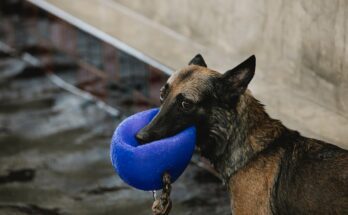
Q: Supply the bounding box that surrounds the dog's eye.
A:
[181,100,193,111]
[160,86,167,103]
[160,91,165,103]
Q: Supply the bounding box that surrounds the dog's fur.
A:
[136,54,348,214]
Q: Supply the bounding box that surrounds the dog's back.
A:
[229,129,348,215]
[273,135,348,214]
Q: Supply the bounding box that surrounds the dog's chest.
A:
[228,151,283,215]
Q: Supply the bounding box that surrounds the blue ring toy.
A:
[110,108,196,191]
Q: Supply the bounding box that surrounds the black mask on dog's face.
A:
[136,54,256,151]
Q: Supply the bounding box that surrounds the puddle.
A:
[0,169,35,185]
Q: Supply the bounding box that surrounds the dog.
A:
[136,54,348,214]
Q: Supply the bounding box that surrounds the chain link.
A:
[152,172,172,215]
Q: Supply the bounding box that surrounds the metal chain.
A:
[152,172,172,215]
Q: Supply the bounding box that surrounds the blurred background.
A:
[0,0,347,214]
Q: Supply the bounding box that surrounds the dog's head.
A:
[136,54,255,156]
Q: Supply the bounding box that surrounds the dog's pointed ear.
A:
[222,55,255,94]
[188,54,207,67]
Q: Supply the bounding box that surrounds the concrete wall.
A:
[113,0,348,117]
[34,0,347,146]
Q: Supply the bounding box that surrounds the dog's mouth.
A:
[136,126,171,144]
[136,125,189,144]
[135,105,194,144]
[135,130,156,144]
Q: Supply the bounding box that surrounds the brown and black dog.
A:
[136,54,348,214]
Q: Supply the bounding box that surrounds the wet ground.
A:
[0,2,231,214]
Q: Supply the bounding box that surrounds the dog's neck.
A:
[198,90,286,183]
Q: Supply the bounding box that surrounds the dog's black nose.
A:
[136,131,151,144]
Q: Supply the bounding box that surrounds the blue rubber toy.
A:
[110,108,196,191]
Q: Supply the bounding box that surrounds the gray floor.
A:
[0,46,230,215]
